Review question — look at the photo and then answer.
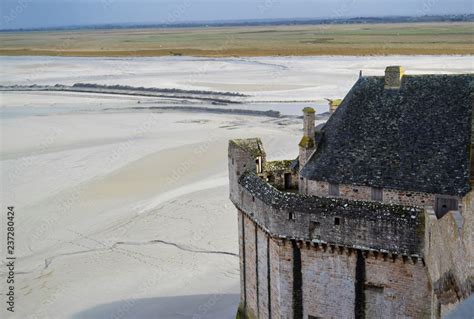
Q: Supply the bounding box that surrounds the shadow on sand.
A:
[72,293,239,319]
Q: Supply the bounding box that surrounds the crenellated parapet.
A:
[234,171,425,257]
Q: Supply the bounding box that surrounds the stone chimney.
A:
[384,66,405,89]
[326,99,342,113]
[299,107,316,170]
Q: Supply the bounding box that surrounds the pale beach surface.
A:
[0,56,473,318]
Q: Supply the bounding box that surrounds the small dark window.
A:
[371,188,383,201]
[428,231,431,249]
[329,183,339,196]
[252,196,255,202]
[353,188,359,193]
[284,173,292,190]
[232,158,234,165]
[406,193,412,197]
[334,217,341,226]
[289,212,296,221]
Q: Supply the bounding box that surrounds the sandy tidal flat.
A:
[0,99,301,319]
[1,55,473,108]
[0,56,473,318]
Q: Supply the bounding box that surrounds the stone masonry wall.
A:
[301,245,356,318]
[239,208,432,319]
[364,254,431,318]
[240,210,286,319]
[269,235,281,319]
[424,193,473,316]
[238,210,245,312]
[257,222,269,318]
[243,212,258,318]
[307,180,440,207]
[278,240,294,318]
[461,190,474,292]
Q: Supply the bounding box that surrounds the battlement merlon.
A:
[228,138,426,257]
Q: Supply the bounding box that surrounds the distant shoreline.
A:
[1,14,472,33]
[1,50,473,57]
[1,21,472,57]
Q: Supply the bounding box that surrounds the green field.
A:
[0,22,473,56]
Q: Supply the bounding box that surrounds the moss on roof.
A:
[230,138,266,158]
[327,98,342,106]
[265,160,293,172]
[298,136,315,149]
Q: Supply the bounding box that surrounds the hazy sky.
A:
[1,0,473,30]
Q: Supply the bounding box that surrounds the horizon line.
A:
[1,13,472,33]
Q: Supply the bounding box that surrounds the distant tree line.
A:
[1,14,472,32]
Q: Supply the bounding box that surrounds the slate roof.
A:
[300,74,474,196]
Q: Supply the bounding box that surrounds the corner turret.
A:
[228,138,266,203]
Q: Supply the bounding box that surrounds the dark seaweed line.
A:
[0,86,244,104]
[104,106,282,118]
